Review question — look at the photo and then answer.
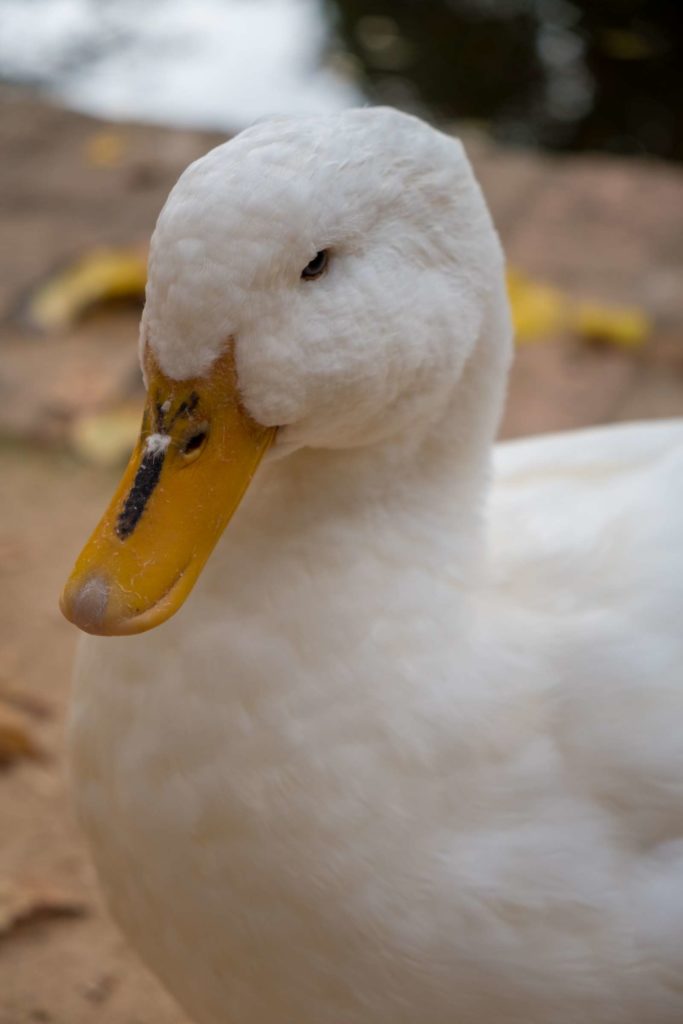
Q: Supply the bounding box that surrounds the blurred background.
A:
[1,0,681,157]
[1,3,681,1023]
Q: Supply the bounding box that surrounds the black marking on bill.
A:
[150,390,199,433]
[116,446,166,540]
[170,392,199,426]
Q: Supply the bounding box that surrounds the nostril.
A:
[182,429,208,456]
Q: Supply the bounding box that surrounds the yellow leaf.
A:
[507,267,651,350]
[25,246,148,333]
[69,402,144,467]
[506,268,568,342]
[84,130,127,168]
[573,303,650,349]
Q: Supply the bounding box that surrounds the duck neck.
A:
[257,301,512,591]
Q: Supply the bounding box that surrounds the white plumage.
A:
[69,107,683,1024]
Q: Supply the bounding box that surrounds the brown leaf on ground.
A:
[0,704,46,767]
[0,879,87,940]
[0,683,53,720]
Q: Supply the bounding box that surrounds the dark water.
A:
[326,0,682,162]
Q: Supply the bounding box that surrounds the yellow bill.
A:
[60,345,276,636]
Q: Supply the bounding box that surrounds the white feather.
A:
[71,107,683,1024]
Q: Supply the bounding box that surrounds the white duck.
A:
[61,108,683,1024]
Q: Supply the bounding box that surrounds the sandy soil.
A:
[0,444,186,1023]
[0,86,681,1023]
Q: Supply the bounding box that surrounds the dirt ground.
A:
[0,445,186,1024]
[1,86,682,1023]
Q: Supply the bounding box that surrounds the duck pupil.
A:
[302,249,328,280]
[183,430,207,454]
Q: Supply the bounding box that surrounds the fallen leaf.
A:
[0,879,87,939]
[84,130,127,168]
[23,246,148,333]
[0,684,52,720]
[0,704,45,767]
[506,268,567,342]
[507,267,651,350]
[572,302,650,349]
[69,401,144,467]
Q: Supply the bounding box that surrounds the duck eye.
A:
[301,249,329,281]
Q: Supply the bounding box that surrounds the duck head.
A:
[61,107,508,636]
